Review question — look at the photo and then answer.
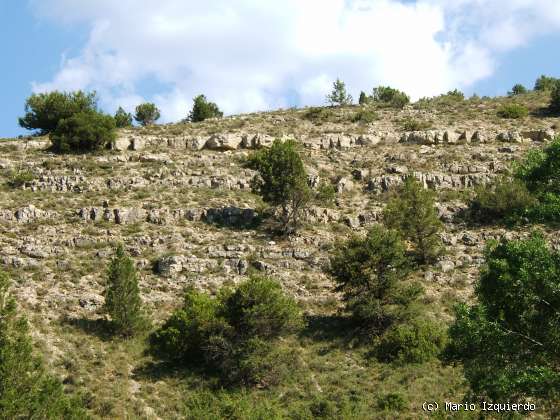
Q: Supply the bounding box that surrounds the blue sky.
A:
[2,1,560,137]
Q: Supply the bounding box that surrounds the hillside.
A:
[1,91,558,418]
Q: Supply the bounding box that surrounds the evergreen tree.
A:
[188,95,223,122]
[326,78,353,106]
[114,107,133,128]
[134,103,160,126]
[330,225,416,331]
[508,84,528,96]
[247,139,311,234]
[550,81,560,113]
[19,91,98,135]
[447,234,560,406]
[383,177,443,263]
[0,271,86,418]
[358,91,370,105]
[103,245,147,337]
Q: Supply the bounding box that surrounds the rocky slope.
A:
[1,93,558,418]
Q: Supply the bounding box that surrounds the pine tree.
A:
[103,245,147,337]
[383,177,443,263]
[114,107,133,128]
[326,78,353,106]
[0,271,86,418]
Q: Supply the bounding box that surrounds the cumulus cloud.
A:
[28,0,560,122]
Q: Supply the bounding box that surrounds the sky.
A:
[1,0,560,137]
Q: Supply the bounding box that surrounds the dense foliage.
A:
[134,103,161,126]
[326,79,352,106]
[188,95,223,122]
[247,139,311,233]
[19,91,98,135]
[534,74,559,91]
[103,245,147,337]
[329,225,417,331]
[447,234,560,404]
[383,177,443,263]
[508,84,528,96]
[496,103,528,119]
[371,86,410,108]
[150,276,302,387]
[114,107,133,128]
[550,80,560,113]
[50,111,116,153]
[0,271,87,418]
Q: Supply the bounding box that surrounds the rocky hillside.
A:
[1,92,558,418]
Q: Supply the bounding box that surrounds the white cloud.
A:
[28,0,560,123]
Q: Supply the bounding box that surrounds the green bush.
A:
[134,103,160,126]
[447,233,560,402]
[330,225,419,331]
[0,271,87,418]
[114,107,133,128]
[351,109,378,124]
[358,91,370,105]
[50,111,116,153]
[371,86,410,108]
[302,107,336,123]
[19,90,97,134]
[470,177,536,222]
[150,275,302,387]
[508,84,528,96]
[247,139,311,234]
[497,103,528,119]
[400,118,432,131]
[376,318,447,364]
[376,393,408,411]
[326,78,352,106]
[550,81,560,113]
[188,95,223,122]
[516,139,560,195]
[6,168,34,188]
[534,74,559,91]
[383,177,443,263]
[103,245,148,337]
[314,181,336,206]
[443,89,464,100]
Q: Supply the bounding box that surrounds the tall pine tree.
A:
[103,245,147,337]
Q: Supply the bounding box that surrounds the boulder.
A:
[206,133,244,150]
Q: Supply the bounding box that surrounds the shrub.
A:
[330,225,419,331]
[376,318,447,364]
[508,84,528,96]
[351,109,378,124]
[400,118,432,131]
[371,86,410,108]
[302,107,336,123]
[18,90,98,134]
[534,74,559,91]
[358,91,370,105]
[0,271,87,418]
[247,139,311,234]
[497,103,528,119]
[470,177,536,222]
[50,111,116,153]
[314,181,336,206]
[447,234,560,402]
[150,276,302,387]
[377,393,407,411]
[6,168,34,188]
[326,78,352,106]
[188,94,223,122]
[114,107,133,128]
[103,244,148,337]
[550,80,560,113]
[383,177,443,263]
[134,103,160,126]
[516,138,560,195]
[444,89,464,100]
